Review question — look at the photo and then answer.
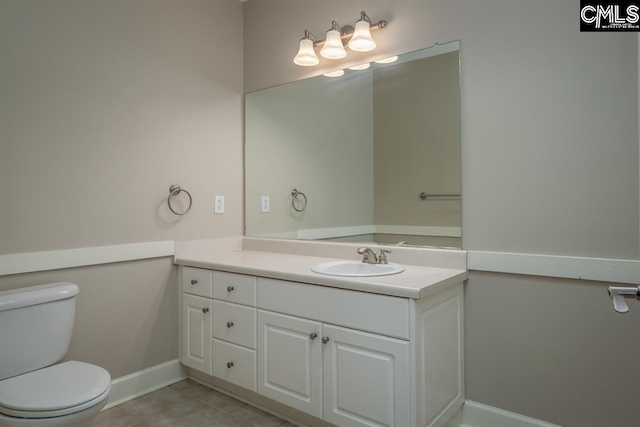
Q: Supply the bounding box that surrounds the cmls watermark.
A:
[580,1,640,31]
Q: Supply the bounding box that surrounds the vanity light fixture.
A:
[320,21,348,59]
[293,10,387,67]
[348,11,377,52]
[293,30,320,66]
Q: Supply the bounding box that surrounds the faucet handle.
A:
[378,249,391,264]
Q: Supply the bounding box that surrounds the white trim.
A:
[103,359,187,410]
[468,250,640,285]
[297,225,376,240]
[294,225,461,240]
[375,225,461,238]
[0,241,175,276]
[253,231,298,239]
[450,400,561,427]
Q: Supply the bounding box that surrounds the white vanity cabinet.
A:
[179,265,464,427]
[257,309,410,426]
[180,267,257,390]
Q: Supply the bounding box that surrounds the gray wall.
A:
[1,0,244,255]
[0,258,177,380]
[244,1,639,426]
[0,0,243,379]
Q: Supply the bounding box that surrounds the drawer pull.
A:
[309,332,318,340]
[226,321,234,328]
[227,362,234,368]
[190,279,198,285]
[321,336,330,344]
[227,286,235,292]
[202,307,209,314]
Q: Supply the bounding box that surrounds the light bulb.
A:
[320,29,347,59]
[348,20,376,52]
[293,38,319,66]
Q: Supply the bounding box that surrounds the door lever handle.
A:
[608,286,640,314]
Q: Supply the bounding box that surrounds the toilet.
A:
[0,283,111,427]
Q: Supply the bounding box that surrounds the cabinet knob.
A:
[227,286,235,292]
[226,321,234,328]
[191,279,198,285]
[227,362,234,368]
[321,336,330,344]
[202,307,209,313]
[309,332,318,340]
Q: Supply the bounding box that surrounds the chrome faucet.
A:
[357,247,392,264]
[357,247,378,264]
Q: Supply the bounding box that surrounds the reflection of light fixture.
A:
[348,11,376,52]
[293,11,387,67]
[348,63,370,70]
[323,70,345,77]
[293,30,319,66]
[374,56,398,64]
[320,21,347,59]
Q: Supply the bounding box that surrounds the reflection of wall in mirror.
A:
[245,73,374,238]
[373,51,461,246]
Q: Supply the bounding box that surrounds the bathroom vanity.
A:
[176,240,467,427]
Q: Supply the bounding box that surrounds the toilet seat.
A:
[0,361,111,419]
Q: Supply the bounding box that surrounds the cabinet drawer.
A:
[182,267,213,298]
[211,338,256,392]
[257,278,410,340]
[212,300,256,349]
[212,271,256,306]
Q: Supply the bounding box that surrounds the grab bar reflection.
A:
[419,192,460,200]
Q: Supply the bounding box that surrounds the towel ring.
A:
[168,185,192,215]
[291,189,307,212]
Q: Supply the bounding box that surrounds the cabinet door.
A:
[181,294,212,375]
[323,325,410,427]
[257,310,322,418]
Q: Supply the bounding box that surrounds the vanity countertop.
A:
[175,249,468,299]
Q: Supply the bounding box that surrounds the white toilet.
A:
[0,283,111,426]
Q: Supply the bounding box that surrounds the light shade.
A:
[293,39,319,66]
[348,20,376,52]
[323,69,345,77]
[320,29,347,59]
[348,63,370,70]
[374,56,398,64]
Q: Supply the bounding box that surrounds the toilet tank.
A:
[0,282,79,381]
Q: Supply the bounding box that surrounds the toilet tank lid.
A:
[0,282,79,312]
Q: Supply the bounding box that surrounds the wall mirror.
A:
[245,41,461,248]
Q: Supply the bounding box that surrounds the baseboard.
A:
[447,400,561,427]
[103,359,187,410]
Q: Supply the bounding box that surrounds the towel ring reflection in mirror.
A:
[291,189,307,212]
[168,185,192,215]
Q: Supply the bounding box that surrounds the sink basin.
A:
[311,261,404,277]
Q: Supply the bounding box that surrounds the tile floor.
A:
[91,379,295,427]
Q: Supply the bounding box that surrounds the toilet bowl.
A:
[0,283,111,427]
[0,361,111,427]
